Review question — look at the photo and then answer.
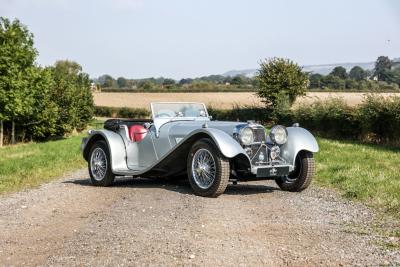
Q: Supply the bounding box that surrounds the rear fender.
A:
[83,130,128,172]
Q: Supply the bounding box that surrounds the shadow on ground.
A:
[64,176,279,196]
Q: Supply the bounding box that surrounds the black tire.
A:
[187,138,230,197]
[275,151,315,192]
[88,140,115,186]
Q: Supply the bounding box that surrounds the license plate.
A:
[256,166,290,177]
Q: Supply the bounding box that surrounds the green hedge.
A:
[100,86,255,93]
[208,105,272,122]
[94,106,150,118]
[94,96,400,146]
[290,96,400,145]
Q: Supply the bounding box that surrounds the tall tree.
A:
[349,66,367,81]
[256,57,308,108]
[330,66,348,79]
[374,56,392,82]
[231,75,245,86]
[0,17,37,144]
[50,60,93,135]
[309,73,323,88]
[99,74,114,88]
[23,66,59,139]
[117,77,127,88]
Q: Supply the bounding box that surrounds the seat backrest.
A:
[128,125,148,142]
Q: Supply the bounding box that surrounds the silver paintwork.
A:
[81,102,319,178]
[279,127,319,167]
[83,129,128,172]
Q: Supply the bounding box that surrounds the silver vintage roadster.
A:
[81,102,319,197]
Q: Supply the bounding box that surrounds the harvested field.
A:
[94,92,400,109]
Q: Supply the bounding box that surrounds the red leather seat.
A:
[128,125,148,142]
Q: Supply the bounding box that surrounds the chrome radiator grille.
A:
[252,127,266,143]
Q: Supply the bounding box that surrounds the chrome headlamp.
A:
[239,127,254,146]
[269,125,288,145]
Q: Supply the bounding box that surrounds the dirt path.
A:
[0,169,399,266]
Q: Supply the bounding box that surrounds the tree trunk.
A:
[11,121,15,144]
[0,120,3,147]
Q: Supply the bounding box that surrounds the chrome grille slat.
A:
[252,127,266,143]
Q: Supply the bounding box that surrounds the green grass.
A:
[0,120,103,194]
[315,138,400,215]
[0,134,86,194]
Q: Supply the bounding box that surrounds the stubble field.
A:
[93,92,400,109]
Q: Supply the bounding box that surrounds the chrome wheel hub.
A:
[90,147,107,181]
[192,148,216,189]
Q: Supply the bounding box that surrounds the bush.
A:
[208,105,272,123]
[117,107,150,118]
[291,98,360,138]
[257,57,308,107]
[94,106,114,117]
[358,95,400,143]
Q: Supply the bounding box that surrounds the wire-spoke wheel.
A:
[90,148,107,181]
[192,148,217,189]
[88,140,115,186]
[187,138,230,197]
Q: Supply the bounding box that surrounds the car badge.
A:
[270,167,278,176]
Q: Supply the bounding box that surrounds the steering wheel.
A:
[157,113,171,118]
[156,109,175,118]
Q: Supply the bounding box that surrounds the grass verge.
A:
[315,138,400,216]
[0,134,86,194]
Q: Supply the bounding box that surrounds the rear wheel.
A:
[187,138,230,197]
[275,151,315,192]
[88,140,115,186]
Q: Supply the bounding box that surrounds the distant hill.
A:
[221,60,392,77]
[222,69,258,78]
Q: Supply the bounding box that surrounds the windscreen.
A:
[152,103,208,118]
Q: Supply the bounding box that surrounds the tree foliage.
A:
[374,56,392,82]
[330,66,348,79]
[309,57,400,91]
[349,66,367,81]
[0,17,94,143]
[256,58,308,108]
[117,77,127,88]
[50,60,93,134]
[0,17,37,123]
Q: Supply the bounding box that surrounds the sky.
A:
[1,0,399,79]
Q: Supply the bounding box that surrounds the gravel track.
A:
[0,169,399,266]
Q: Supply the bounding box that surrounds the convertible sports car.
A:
[81,102,319,197]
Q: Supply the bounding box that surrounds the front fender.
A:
[280,127,319,166]
[83,129,128,172]
[197,128,248,159]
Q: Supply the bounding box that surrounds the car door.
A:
[126,125,157,171]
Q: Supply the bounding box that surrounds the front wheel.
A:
[88,140,115,186]
[187,138,230,197]
[275,151,315,192]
